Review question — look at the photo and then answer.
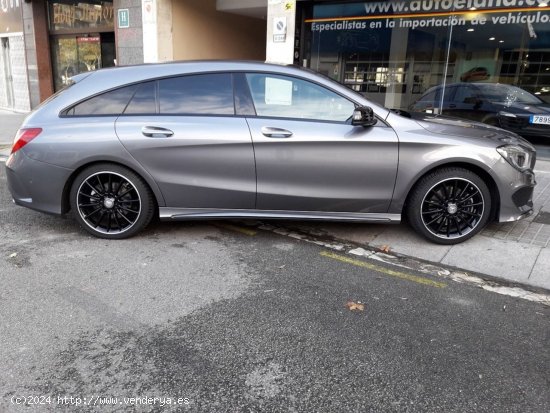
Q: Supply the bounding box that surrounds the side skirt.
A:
[159,208,401,223]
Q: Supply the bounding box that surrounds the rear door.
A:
[115,73,256,209]
[241,73,398,213]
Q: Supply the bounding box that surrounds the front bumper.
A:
[491,156,536,222]
[5,150,73,215]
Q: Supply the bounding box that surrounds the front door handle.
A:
[141,126,174,138]
[261,126,293,138]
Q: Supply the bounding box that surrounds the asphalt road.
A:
[0,166,549,412]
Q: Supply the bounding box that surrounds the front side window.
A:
[158,73,234,115]
[245,74,355,122]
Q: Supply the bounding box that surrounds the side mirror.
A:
[352,106,377,127]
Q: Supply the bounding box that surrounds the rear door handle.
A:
[448,104,457,108]
[141,126,174,137]
[261,126,293,138]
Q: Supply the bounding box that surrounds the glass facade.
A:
[305,0,550,127]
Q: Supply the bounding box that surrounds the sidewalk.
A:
[0,109,27,145]
[0,108,549,292]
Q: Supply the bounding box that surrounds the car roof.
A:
[29,60,390,121]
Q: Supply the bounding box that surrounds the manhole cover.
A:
[533,211,550,225]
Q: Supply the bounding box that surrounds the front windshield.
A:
[476,84,543,105]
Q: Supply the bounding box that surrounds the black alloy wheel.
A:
[407,167,492,244]
[70,164,155,239]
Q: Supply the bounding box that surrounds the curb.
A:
[243,220,550,305]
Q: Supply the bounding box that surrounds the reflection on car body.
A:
[5,62,536,244]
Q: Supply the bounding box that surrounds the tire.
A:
[406,167,492,245]
[70,163,155,239]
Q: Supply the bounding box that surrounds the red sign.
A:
[77,36,100,43]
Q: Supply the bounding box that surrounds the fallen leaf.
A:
[8,253,17,258]
[345,301,365,312]
[380,245,391,253]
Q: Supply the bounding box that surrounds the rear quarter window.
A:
[65,84,138,116]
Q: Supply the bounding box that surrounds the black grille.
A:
[499,116,528,129]
[512,186,534,208]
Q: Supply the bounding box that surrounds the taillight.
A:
[11,128,42,154]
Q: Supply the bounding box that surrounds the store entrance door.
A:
[51,33,115,91]
[1,38,15,109]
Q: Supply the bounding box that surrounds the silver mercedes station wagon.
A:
[5,61,536,244]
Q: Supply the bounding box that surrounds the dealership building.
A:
[2,0,550,114]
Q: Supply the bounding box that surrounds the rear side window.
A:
[66,84,138,116]
[158,73,234,115]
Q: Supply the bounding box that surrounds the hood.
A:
[409,112,535,151]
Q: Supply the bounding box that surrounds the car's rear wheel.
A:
[407,167,492,244]
[70,164,155,239]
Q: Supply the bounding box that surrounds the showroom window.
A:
[305,0,550,113]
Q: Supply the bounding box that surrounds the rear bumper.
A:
[5,150,73,215]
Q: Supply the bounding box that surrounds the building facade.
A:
[0,0,267,111]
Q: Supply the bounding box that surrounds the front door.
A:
[243,73,399,213]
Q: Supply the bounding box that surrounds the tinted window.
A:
[454,85,477,104]
[245,74,354,122]
[124,81,157,115]
[159,74,234,115]
[69,84,138,116]
[418,90,437,102]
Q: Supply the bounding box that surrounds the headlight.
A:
[497,145,532,171]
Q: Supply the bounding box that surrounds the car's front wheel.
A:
[407,167,492,244]
[70,164,155,239]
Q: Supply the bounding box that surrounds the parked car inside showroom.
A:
[5,61,536,244]
[410,82,550,139]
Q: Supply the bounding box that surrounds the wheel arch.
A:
[61,160,162,215]
[403,162,500,222]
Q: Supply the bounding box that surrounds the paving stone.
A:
[442,237,541,283]
[529,248,550,290]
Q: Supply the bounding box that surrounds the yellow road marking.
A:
[213,223,257,236]
[320,250,447,289]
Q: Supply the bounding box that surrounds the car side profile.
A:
[6,61,536,244]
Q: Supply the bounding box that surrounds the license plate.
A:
[529,115,550,124]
